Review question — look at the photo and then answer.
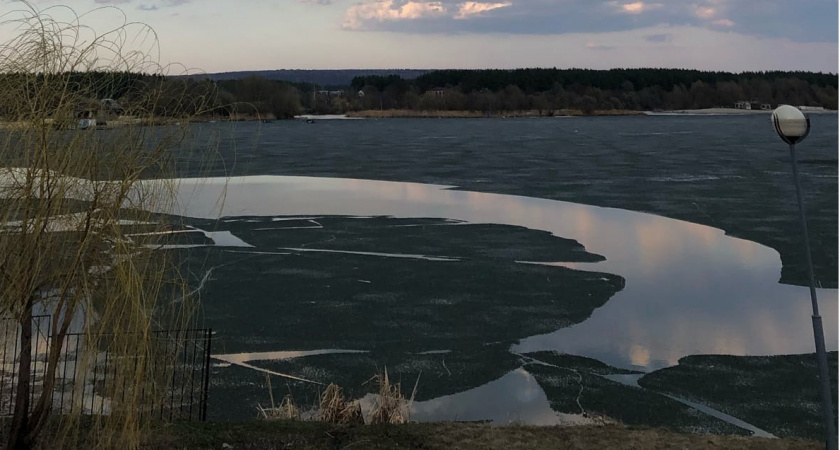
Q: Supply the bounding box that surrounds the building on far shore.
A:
[734,100,772,110]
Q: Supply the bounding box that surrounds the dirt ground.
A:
[143,421,824,450]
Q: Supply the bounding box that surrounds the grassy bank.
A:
[346,109,646,118]
[140,421,822,449]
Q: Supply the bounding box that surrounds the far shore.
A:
[346,109,646,118]
[341,107,836,119]
[647,107,837,116]
[0,106,833,130]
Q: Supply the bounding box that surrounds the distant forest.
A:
[1,68,835,120]
[230,68,838,117]
[203,69,431,87]
[341,68,838,115]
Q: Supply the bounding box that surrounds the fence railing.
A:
[0,316,212,421]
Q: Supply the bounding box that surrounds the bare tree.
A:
[0,3,215,448]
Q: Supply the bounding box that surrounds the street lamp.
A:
[771,104,836,449]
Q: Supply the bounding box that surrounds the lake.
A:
[160,115,837,429]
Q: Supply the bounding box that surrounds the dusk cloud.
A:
[608,1,662,15]
[454,2,511,20]
[0,0,834,72]
[339,0,837,43]
[342,0,513,29]
[94,0,191,10]
[300,0,338,5]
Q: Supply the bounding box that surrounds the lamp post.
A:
[771,105,836,449]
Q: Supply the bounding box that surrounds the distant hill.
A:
[200,69,433,87]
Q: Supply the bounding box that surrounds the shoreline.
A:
[345,109,646,119]
[0,106,833,131]
[647,107,837,116]
[330,107,837,119]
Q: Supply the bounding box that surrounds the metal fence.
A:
[0,316,212,421]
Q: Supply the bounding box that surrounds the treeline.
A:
[168,68,840,116]
[341,68,837,114]
[214,77,302,118]
[205,69,431,87]
[1,69,836,120]
[0,72,306,119]
[410,68,837,93]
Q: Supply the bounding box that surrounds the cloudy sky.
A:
[2,0,837,72]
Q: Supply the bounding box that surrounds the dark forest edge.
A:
[0,68,835,123]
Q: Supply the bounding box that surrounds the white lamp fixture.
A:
[771,105,810,145]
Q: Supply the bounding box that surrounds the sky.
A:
[1,0,838,73]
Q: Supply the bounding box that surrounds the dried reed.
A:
[257,395,301,421]
[367,368,419,425]
[318,383,363,424]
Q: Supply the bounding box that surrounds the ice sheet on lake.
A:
[213,349,369,385]
[3,170,835,375]
[214,349,368,365]
[203,230,253,248]
[280,247,459,262]
[145,175,836,373]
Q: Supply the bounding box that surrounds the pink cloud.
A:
[694,7,716,19]
[343,0,514,29]
[455,2,512,20]
[607,1,662,15]
[343,1,447,29]
[622,2,645,13]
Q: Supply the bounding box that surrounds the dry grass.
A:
[318,383,363,424]
[257,374,302,421]
[256,379,365,424]
[258,370,417,426]
[257,395,301,421]
[367,368,419,425]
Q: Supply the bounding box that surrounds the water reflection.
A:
[160,175,838,372]
[408,368,589,426]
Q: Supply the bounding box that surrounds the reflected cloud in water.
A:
[409,368,589,426]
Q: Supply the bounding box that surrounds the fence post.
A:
[200,328,212,422]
